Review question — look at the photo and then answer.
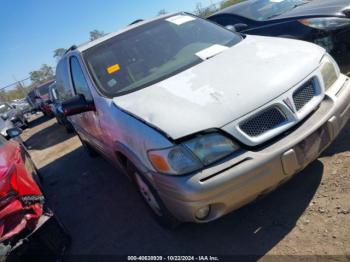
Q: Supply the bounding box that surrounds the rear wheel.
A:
[128,162,179,229]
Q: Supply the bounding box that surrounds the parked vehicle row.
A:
[50,10,350,228]
[26,80,55,116]
[0,102,28,129]
[10,99,31,115]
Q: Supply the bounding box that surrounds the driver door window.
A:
[70,56,93,102]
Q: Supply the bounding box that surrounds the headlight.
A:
[148,133,239,175]
[299,17,350,30]
[183,133,239,165]
[320,54,340,91]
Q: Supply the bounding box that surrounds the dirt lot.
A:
[21,113,350,259]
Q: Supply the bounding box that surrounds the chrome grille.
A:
[240,107,287,137]
[293,81,315,111]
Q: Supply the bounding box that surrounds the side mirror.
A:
[234,23,249,32]
[226,23,248,32]
[62,94,95,116]
[6,127,22,138]
[225,25,237,32]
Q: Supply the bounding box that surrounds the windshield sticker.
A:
[166,15,196,25]
[107,78,118,88]
[107,64,121,74]
[195,45,229,60]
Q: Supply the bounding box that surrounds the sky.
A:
[0,0,213,88]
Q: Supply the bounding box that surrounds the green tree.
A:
[89,30,105,41]
[194,3,217,18]
[53,48,67,61]
[220,0,246,10]
[29,64,54,84]
[158,9,167,15]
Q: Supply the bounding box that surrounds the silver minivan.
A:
[58,13,350,227]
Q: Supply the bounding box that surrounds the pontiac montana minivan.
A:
[57,13,350,227]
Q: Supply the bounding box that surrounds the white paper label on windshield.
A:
[195,44,229,60]
[166,15,196,25]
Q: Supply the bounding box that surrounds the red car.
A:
[0,129,43,243]
[0,128,70,259]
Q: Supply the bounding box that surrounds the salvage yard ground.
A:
[21,114,350,258]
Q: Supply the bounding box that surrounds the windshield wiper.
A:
[266,1,310,20]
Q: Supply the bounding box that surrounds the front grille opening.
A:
[239,107,288,137]
[293,80,316,111]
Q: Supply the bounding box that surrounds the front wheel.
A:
[129,163,179,229]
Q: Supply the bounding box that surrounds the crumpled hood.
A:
[275,0,350,19]
[113,35,325,140]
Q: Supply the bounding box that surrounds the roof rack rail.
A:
[64,45,77,54]
[129,19,144,25]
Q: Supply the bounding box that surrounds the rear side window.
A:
[55,58,74,102]
[70,57,93,102]
[36,81,54,96]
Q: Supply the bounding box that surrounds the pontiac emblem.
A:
[284,97,295,113]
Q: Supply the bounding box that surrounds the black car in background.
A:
[208,0,350,74]
[48,82,74,133]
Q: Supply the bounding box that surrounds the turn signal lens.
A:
[148,146,202,175]
[148,153,170,173]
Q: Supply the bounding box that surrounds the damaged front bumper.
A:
[153,75,350,223]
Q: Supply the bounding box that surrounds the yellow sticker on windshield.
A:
[107,64,120,74]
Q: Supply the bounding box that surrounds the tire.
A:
[21,120,28,129]
[127,162,179,229]
[64,122,75,134]
[78,136,99,158]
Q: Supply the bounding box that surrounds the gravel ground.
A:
[21,113,350,260]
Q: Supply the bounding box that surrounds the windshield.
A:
[83,14,242,96]
[0,103,12,114]
[233,0,309,21]
[38,83,51,96]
